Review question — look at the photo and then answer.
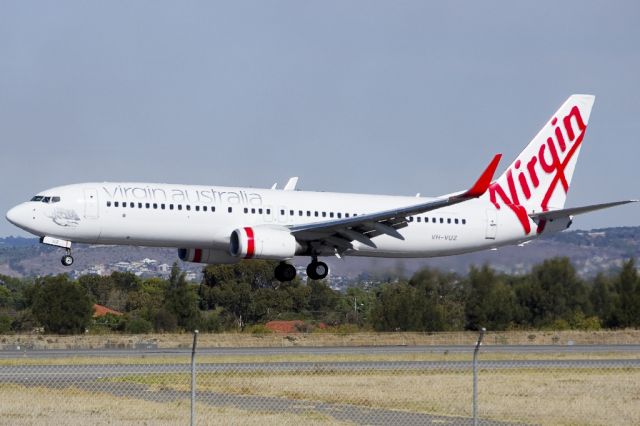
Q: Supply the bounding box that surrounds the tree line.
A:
[0,257,639,334]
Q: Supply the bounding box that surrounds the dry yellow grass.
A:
[0,384,346,425]
[113,368,640,425]
[2,329,640,350]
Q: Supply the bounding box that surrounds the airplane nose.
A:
[6,204,26,227]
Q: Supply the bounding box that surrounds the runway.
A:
[2,344,639,359]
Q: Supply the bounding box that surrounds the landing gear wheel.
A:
[61,254,74,266]
[306,261,329,280]
[274,262,297,282]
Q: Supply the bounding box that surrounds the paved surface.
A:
[2,344,640,358]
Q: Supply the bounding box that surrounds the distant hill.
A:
[1,226,639,281]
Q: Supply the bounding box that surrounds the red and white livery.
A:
[6,95,637,281]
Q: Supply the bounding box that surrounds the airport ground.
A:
[1,331,639,425]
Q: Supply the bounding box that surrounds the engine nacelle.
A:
[178,248,240,265]
[230,226,298,260]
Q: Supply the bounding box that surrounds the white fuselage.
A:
[6,182,550,259]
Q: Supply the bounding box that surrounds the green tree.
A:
[163,264,200,331]
[29,275,93,334]
[465,265,519,330]
[515,258,590,327]
[611,259,640,327]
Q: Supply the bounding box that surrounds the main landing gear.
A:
[274,258,329,282]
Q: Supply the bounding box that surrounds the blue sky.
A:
[1,1,639,236]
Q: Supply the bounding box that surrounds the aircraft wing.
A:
[529,200,639,221]
[288,154,502,251]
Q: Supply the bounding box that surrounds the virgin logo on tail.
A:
[488,105,588,235]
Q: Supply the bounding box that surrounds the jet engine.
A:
[178,248,240,264]
[229,226,299,260]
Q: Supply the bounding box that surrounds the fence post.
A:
[191,329,199,426]
[473,327,485,426]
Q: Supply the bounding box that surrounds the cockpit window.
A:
[30,195,61,203]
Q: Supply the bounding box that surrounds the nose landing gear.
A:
[61,249,74,266]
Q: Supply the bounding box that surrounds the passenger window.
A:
[130,202,134,208]
[314,211,318,217]
[107,201,111,207]
[455,218,459,224]
[462,219,466,225]
[244,208,248,214]
[203,206,207,212]
[290,210,294,216]
[211,206,216,212]
[259,208,263,214]
[345,213,350,218]
[447,218,451,224]
[138,203,143,208]
[251,208,255,214]
[114,201,119,207]
[267,209,271,214]
[186,205,191,211]
[161,204,166,210]
[178,205,182,210]
[195,206,200,211]
[122,202,126,208]
[322,212,326,217]
[409,216,413,222]
[417,217,421,223]
[281,209,285,215]
[432,218,436,223]
[330,212,334,218]
[153,203,158,209]
[228,207,233,213]
[299,210,303,216]
[440,218,444,224]
[169,204,174,210]
[337,213,342,218]
[307,211,311,217]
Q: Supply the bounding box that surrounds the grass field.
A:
[106,368,640,425]
[1,331,639,424]
[2,329,640,350]
[0,384,342,426]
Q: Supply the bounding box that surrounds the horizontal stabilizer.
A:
[529,200,638,221]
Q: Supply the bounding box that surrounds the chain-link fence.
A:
[1,332,639,425]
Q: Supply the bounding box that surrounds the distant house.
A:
[93,304,123,318]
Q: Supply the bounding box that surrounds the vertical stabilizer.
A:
[486,94,595,234]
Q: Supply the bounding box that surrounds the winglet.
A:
[459,154,502,198]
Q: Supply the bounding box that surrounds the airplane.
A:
[5,94,638,282]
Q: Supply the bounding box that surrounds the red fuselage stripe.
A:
[244,227,255,259]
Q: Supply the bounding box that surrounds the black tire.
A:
[307,261,328,280]
[61,255,74,267]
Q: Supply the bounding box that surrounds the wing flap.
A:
[290,154,502,248]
